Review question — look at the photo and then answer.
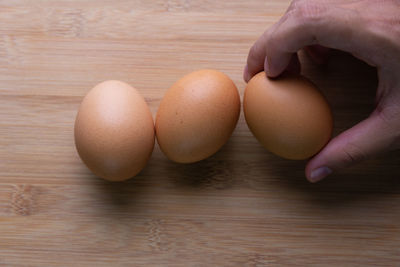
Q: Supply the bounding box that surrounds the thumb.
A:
[305,110,396,182]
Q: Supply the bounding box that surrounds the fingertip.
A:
[306,166,333,183]
[305,152,332,183]
[264,52,293,78]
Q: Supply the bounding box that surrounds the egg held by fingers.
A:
[243,72,333,160]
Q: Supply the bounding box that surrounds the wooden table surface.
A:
[1,0,399,266]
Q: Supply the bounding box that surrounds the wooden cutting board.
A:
[1,0,399,266]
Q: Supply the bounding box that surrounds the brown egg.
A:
[244,72,333,160]
[74,80,155,181]
[155,69,240,163]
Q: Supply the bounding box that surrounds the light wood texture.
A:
[1,1,399,266]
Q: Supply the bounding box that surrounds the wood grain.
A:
[0,0,399,266]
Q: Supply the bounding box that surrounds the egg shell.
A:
[155,69,240,163]
[74,80,155,181]
[243,72,333,160]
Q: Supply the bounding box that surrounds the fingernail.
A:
[309,167,332,183]
[243,65,249,82]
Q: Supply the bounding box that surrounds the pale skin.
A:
[244,0,400,182]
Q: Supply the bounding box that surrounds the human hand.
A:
[244,0,400,182]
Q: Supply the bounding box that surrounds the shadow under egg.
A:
[165,140,238,191]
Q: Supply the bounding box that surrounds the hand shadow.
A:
[265,49,400,207]
[264,152,400,208]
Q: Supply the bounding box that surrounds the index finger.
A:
[245,1,378,80]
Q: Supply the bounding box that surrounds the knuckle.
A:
[247,45,259,66]
[247,40,266,65]
[340,143,367,167]
[248,43,259,59]
[291,0,325,24]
